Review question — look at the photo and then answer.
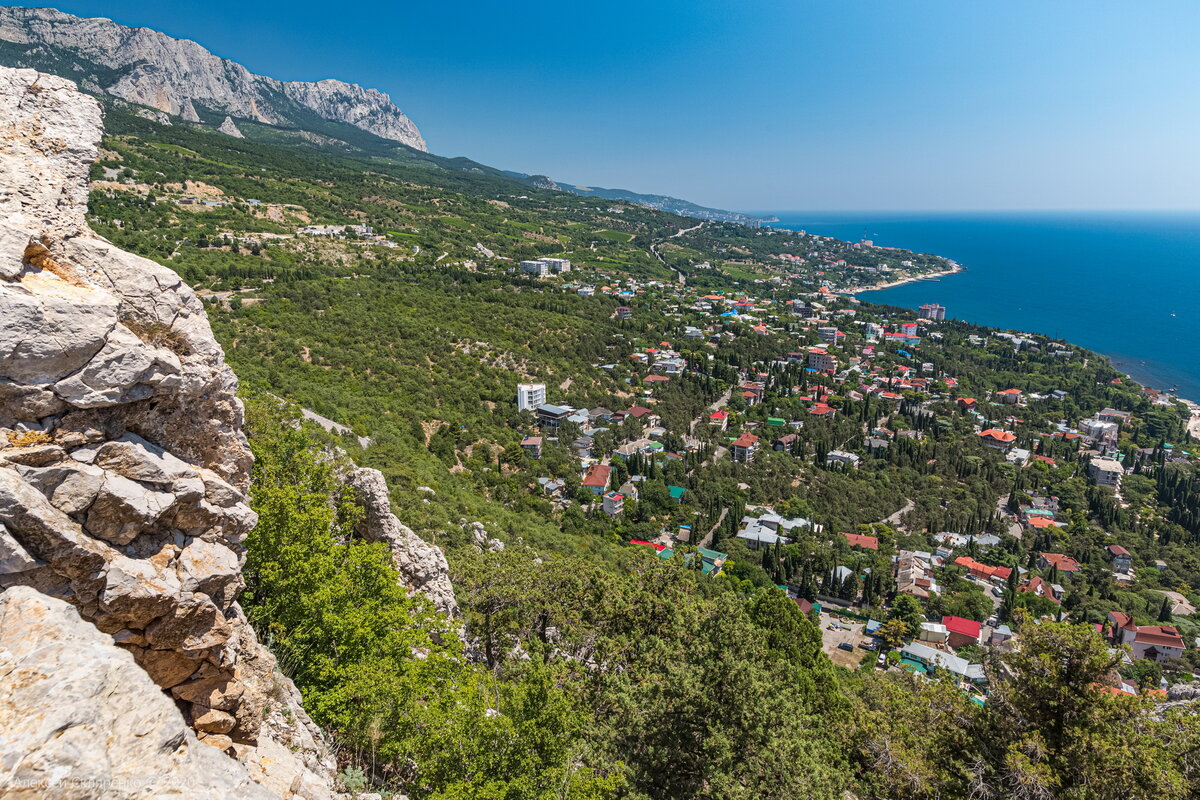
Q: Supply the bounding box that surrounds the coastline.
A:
[843,262,964,295]
[1176,397,1200,441]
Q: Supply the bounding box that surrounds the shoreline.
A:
[843,262,964,295]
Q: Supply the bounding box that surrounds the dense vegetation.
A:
[89,107,1200,798]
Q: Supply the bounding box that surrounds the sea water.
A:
[759,211,1200,399]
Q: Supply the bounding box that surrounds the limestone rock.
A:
[345,466,459,617]
[0,586,274,799]
[0,66,336,798]
[0,7,427,151]
[0,522,38,574]
[217,115,244,138]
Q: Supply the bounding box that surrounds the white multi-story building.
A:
[517,383,547,412]
[818,327,841,345]
[539,257,571,274]
[520,260,550,277]
[918,303,946,321]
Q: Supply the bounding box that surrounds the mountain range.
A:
[0,5,763,225]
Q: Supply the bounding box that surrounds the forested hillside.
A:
[86,107,1200,799]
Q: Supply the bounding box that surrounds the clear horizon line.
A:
[741,207,1200,216]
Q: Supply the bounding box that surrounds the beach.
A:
[842,262,964,295]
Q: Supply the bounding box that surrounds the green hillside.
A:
[85,108,1200,799]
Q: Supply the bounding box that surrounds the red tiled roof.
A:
[1041,552,1082,573]
[954,556,1012,580]
[980,429,1016,443]
[942,616,982,639]
[1135,626,1184,649]
[1108,611,1135,631]
[731,433,760,448]
[842,533,879,550]
[582,464,611,488]
[626,406,654,417]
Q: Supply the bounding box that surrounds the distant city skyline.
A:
[10,0,1200,211]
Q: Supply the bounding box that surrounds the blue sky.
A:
[14,0,1200,211]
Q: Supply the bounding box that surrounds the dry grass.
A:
[7,430,53,448]
[122,318,190,356]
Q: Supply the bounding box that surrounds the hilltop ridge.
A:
[0,6,426,150]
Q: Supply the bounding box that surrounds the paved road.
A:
[698,506,729,548]
[690,386,733,434]
[879,499,915,529]
[996,494,1023,538]
[649,221,706,283]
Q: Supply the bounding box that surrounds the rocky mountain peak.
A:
[0,6,427,151]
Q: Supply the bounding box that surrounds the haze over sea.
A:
[762,212,1200,402]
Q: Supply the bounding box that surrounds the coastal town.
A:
[88,167,1200,700]
[496,255,1198,699]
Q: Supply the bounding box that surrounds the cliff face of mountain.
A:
[0,6,426,151]
[0,66,336,798]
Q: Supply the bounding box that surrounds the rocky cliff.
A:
[0,6,426,151]
[0,66,336,798]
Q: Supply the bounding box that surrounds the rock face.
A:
[0,586,274,799]
[345,467,459,617]
[217,115,245,139]
[0,67,335,798]
[0,6,427,151]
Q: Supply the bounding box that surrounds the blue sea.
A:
[757,212,1200,401]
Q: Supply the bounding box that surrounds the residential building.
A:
[918,622,949,644]
[995,388,1024,404]
[737,512,818,549]
[978,429,1016,450]
[1080,418,1119,447]
[826,449,860,469]
[1089,458,1125,489]
[808,349,837,372]
[900,642,985,683]
[581,464,611,495]
[534,403,574,429]
[895,550,940,599]
[602,491,625,516]
[709,410,729,430]
[1038,552,1082,574]
[953,556,1012,585]
[842,532,878,550]
[773,433,800,452]
[918,303,946,321]
[731,433,760,463]
[817,326,841,345]
[519,259,550,277]
[1019,575,1063,603]
[990,624,1014,647]
[1097,408,1132,426]
[1108,613,1186,663]
[1107,545,1133,574]
[519,436,542,459]
[616,306,632,320]
[942,616,982,649]
[517,382,547,412]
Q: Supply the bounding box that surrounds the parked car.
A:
[859,641,878,651]
[838,642,855,652]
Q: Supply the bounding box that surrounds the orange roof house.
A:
[1039,552,1082,573]
[979,429,1016,449]
[842,533,879,550]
